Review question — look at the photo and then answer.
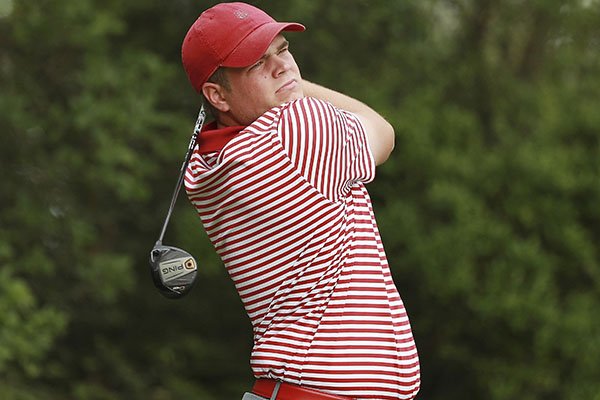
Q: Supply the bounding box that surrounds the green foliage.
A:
[1,0,599,399]
[0,267,67,378]
[371,1,600,399]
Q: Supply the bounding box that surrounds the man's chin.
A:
[280,91,304,105]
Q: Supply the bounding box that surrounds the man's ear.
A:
[202,83,230,112]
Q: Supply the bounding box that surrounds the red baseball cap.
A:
[182,2,305,93]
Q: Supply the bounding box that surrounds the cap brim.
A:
[222,22,305,68]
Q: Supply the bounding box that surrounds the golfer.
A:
[181,2,420,399]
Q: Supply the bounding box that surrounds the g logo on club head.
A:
[185,258,196,270]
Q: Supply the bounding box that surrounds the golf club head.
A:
[149,244,197,299]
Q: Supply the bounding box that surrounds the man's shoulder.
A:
[274,96,342,123]
[283,96,336,111]
[248,97,348,136]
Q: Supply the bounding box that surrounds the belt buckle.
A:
[242,392,268,400]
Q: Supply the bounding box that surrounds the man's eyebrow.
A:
[249,39,289,68]
[277,39,289,50]
[264,39,289,58]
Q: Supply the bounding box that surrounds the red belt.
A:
[252,379,354,400]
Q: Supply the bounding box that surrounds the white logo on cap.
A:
[234,10,248,19]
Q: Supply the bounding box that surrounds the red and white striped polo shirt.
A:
[185,97,420,399]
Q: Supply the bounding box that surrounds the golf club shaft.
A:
[156,106,206,245]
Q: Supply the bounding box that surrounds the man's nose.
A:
[272,55,291,76]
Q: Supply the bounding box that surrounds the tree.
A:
[370,1,600,399]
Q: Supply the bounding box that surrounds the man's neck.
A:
[216,112,243,129]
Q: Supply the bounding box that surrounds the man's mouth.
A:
[277,79,298,94]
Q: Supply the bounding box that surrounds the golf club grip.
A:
[157,106,206,244]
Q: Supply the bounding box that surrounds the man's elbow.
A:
[374,121,395,165]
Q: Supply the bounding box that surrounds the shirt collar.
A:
[197,121,245,154]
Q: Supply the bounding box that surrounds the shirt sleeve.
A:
[278,97,376,202]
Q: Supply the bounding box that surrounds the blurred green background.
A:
[1,0,599,399]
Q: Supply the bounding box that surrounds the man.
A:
[181,3,420,399]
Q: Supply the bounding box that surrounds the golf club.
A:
[149,106,205,299]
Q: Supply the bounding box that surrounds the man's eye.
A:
[250,60,264,70]
[278,47,289,54]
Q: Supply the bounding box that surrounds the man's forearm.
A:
[302,80,373,116]
[302,80,395,165]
